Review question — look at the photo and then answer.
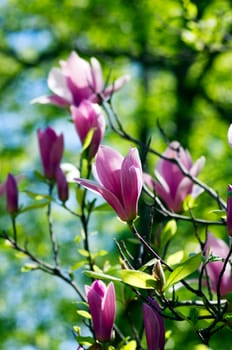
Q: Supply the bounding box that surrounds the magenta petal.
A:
[76,178,128,221]
[85,281,115,342]
[190,156,205,177]
[31,94,70,107]
[71,101,105,158]
[62,51,91,88]
[6,174,18,214]
[121,149,143,221]
[95,146,123,197]
[205,233,232,296]
[104,74,130,97]
[86,287,104,341]
[143,303,160,350]
[38,127,64,178]
[48,67,73,103]
[49,134,64,177]
[90,57,104,93]
[228,124,232,147]
[227,184,232,236]
[101,283,116,340]
[174,177,193,210]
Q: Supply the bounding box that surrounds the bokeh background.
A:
[0,0,232,349]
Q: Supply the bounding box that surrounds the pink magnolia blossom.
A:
[71,100,105,159]
[37,127,64,179]
[227,184,232,236]
[204,233,232,297]
[76,145,143,222]
[85,280,116,342]
[0,174,21,215]
[32,51,130,107]
[144,141,205,212]
[143,299,165,350]
[56,167,69,202]
[228,124,232,147]
[6,174,18,214]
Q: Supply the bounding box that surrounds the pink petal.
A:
[189,156,205,177]
[62,52,91,86]
[90,57,104,93]
[48,67,73,103]
[143,303,160,350]
[31,94,70,107]
[121,148,143,220]
[228,124,232,147]
[95,146,123,198]
[101,283,116,339]
[104,74,130,97]
[76,178,128,221]
[205,233,232,296]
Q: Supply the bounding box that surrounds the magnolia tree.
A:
[1,51,232,350]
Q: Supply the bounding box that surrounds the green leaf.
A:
[164,253,201,289]
[76,310,91,319]
[120,270,157,289]
[166,250,185,267]
[71,260,88,271]
[19,201,51,213]
[93,250,108,259]
[160,219,177,246]
[183,194,196,211]
[94,202,112,212]
[140,257,158,271]
[33,170,47,182]
[74,335,94,346]
[21,263,39,272]
[23,190,53,201]
[84,271,121,282]
[81,127,95,153]
[120,340,137,350]
[78,249,90,257]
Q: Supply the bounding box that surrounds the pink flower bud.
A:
[143,299,165,350]
[32,51,130,108]
[76,145,143,222]
[37,127,64,179]
[56,167,69,202]
[228,124,232,147]
[144,141,205,212]
[227,184,232,236]
[6,173,18,214]
[85,280,116,342]
[204,232,232,297]
[71,100,105,159]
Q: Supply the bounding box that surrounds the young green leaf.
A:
[164,253,201,289]
[120,270,157,289]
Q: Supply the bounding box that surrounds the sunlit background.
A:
[1,0,232,349]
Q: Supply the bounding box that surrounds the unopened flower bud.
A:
[6,173,18,215]
[56,167,69,202]
[152,260,166,293]
[227,184,232,236]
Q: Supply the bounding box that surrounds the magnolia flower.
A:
[228,124,232,147]
[32,51,130,108]
[56,167,69,202]
[204,233,232,297]
[76,145,143,222]
[144,141,205,212]
[6,174,18,214]
[143,299,165,350]
[71,100,105,159]
[85,280,116,342]
[37,127,64,179]
[227,184,232,236]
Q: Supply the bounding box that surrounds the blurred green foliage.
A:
[0,0,232,349]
